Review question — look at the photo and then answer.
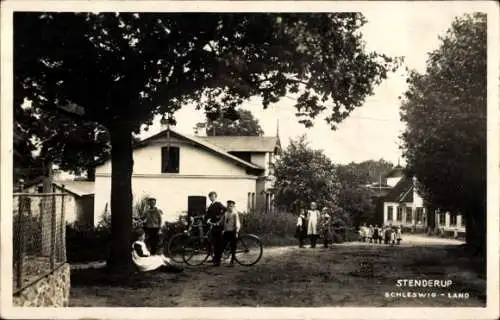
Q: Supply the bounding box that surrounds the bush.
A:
[240,210,297,246]
[98,195,151,230]
[66,222,110,263]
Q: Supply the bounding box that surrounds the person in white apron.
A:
[131,229,183,272]
[306,202,320,248]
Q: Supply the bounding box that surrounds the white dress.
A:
[131,240,170,272]
[307,210,320,235]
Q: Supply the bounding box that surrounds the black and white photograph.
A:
[1,1,498,319]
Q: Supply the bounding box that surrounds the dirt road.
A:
[70,239,484,307]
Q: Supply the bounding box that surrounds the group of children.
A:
[358,223,403,245]
[131,191,242,272]
[295,202,335,248]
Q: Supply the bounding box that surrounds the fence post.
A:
[60,186,66,262]
[50,187,56,270]
[15,180,25,290]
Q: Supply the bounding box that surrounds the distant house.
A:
[382,172,466,234]
[383,176,428,229]
[93,129,281,225]
[20,178,95,228]
[53,181,94,228]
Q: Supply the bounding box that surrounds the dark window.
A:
[416,207,424,223]
[439,213,446,225]
[450,213,457,226]
[161,146,180,173]
[387,206,393,221]
[396,207,403,221]
[461,216,465,227]
[230,152,252,163]
[37,186,43,193]
[405,207,413,223]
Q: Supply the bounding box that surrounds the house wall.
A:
[96,138,248,176]
[250,153,267,173]
[386,176,403,187]
[383,202,428,228]
[18,185,79,225]
[94,175,257,225]
[434,211,466,232]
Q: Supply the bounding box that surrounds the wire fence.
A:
[13,191,67,294]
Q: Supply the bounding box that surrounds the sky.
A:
[138,7,472,166]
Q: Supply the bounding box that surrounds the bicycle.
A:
[181,215,263,266]
[164,220,192,264]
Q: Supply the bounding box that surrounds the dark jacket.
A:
[205,201,226,229]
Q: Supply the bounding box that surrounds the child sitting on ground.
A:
[132,228,183,273]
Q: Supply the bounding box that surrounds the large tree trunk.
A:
[106,124,134,269]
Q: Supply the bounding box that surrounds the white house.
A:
[383,175,429,230]
[382,170,466,234]
[19,178,95,227]
[93,129,281,225]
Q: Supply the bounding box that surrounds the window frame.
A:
[161,146,180,174]
[405,206,413,224]
[387,206,394,221]
[396,206,403,221]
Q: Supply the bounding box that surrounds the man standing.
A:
[143,197,163,255]
[205,191,226,266]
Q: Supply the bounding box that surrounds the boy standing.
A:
[221,200,241,266]
[143,197,163,254]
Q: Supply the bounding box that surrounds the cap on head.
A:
[227,200,235,206]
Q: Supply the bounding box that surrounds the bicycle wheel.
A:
[234,234,263,266]
[182,238,210,266]
[166,233,189,263]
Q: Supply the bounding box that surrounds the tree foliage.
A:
[195,108,265,136]
[274,135,339,212]
[334,163,377,226]
[14,12,400,266]
[399,13,486,252]
[338,159,394,186]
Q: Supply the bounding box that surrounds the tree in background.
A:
[334,164,376,226]
[15,12,400,267]
[399,13,486,254]
[345,159,394,184]
[274,136,339,213]
[194,108,265,136]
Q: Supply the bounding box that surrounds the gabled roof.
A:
[110,129,264,171]
[198,136,281,153]
[384,176,414,203]
[53,180,94,197]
